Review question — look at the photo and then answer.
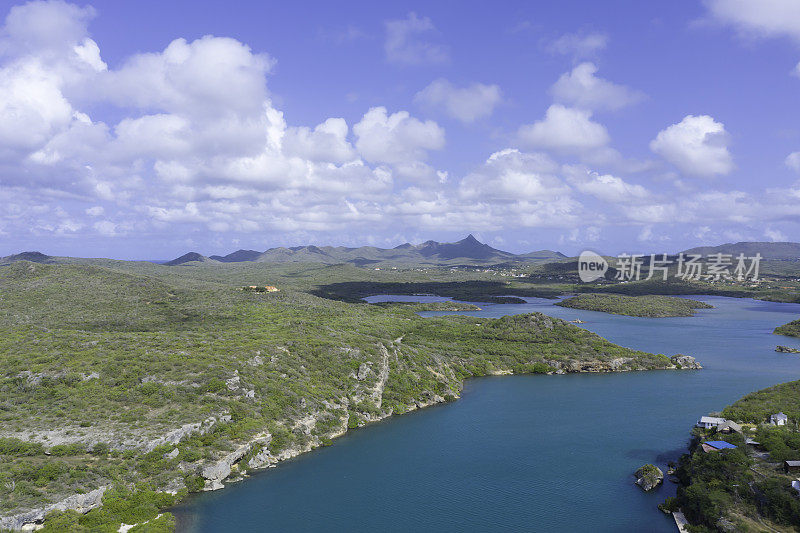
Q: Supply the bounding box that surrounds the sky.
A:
[1,0,800,259]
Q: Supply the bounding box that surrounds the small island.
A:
[634,464,663,491]
[556,294,713,317]
[776,345,800,354]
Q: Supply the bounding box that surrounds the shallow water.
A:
[174,295,800,532]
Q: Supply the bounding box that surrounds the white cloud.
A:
[518,104,610,152]
[384,13,448,65]
[283,118,355,164]
[786,151,800,173]
[765,227,788,241]
[547,31,608,59]
[0,60,74,155]
[1,0,96,55]
[3,1,799,251]
[353,106,444,165]
[563,165,650,203]
[650,115,733,177]
[414,78,502,122]
[95,36,274,119]
[93,220,117,236]
[551,62,644,111]
[705,0,800,42]
[459,149,567,203]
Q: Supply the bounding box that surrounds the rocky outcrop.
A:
[200,434,270,490]
[634,464,663,491]
[0,486,107,530]
[776,345,800,353]
[669,355,702,369]
[143,415,230,453]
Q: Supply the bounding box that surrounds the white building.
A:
[770,412,788,426]
[697,416,726,429]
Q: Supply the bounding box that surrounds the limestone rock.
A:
[0,486,107,530]
[634,464,663,491]
[670,354,701,369]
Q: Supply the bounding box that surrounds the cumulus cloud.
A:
[2,0,797,253]
[0,0,411,241]
[562,165,650,203]
[764,227,788,241]
[353,106,445,165]
[551,62,644,111]
[786,151,800,173]
[0,0,96,56]
[547,31,608,59]
[95,36,274,119]
[518,104,610,152]
[283,118,355,164]
[414,78,502,122]
[650,115,733,177]
[459,149,565,203]
[384,13,448,65]
[704,0,800,42]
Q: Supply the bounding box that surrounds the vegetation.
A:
[775,319,800,338]
[371,301,483,313]
[556,294,713,317]
[722,380,800,424]
[674,380,800,532]
[0,259,683,530]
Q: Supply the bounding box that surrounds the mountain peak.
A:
[165,252,209,266]
[1,251,52,264]
[460,234,480,244]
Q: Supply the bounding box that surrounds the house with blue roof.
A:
[701,441,737,453]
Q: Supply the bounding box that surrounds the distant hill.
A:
[682,242,800,261]
[164,252,216,266]
[209,249,262,262]
[0,251,53,264]
[167,235,566,267]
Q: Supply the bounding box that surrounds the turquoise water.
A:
[174,296,800,532]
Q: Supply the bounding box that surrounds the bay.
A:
[174,295,800,532]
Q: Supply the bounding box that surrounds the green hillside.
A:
[0,259,685,531]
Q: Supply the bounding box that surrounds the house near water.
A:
[701,441,737,453]
[770,412,788,426]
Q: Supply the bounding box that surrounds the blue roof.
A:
[705,441,737,449]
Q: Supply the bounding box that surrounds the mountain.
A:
[164,252,215,266]
[166,235,565,267]
[415,234,513,261]
[0,251,53,264]
[209,249,262,262]
[682,242,800,261]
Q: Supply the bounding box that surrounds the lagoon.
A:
[174,296,800,532]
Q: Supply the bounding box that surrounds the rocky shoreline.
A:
[0,346,701,530]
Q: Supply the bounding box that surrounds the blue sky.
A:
[1,0,800,259]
